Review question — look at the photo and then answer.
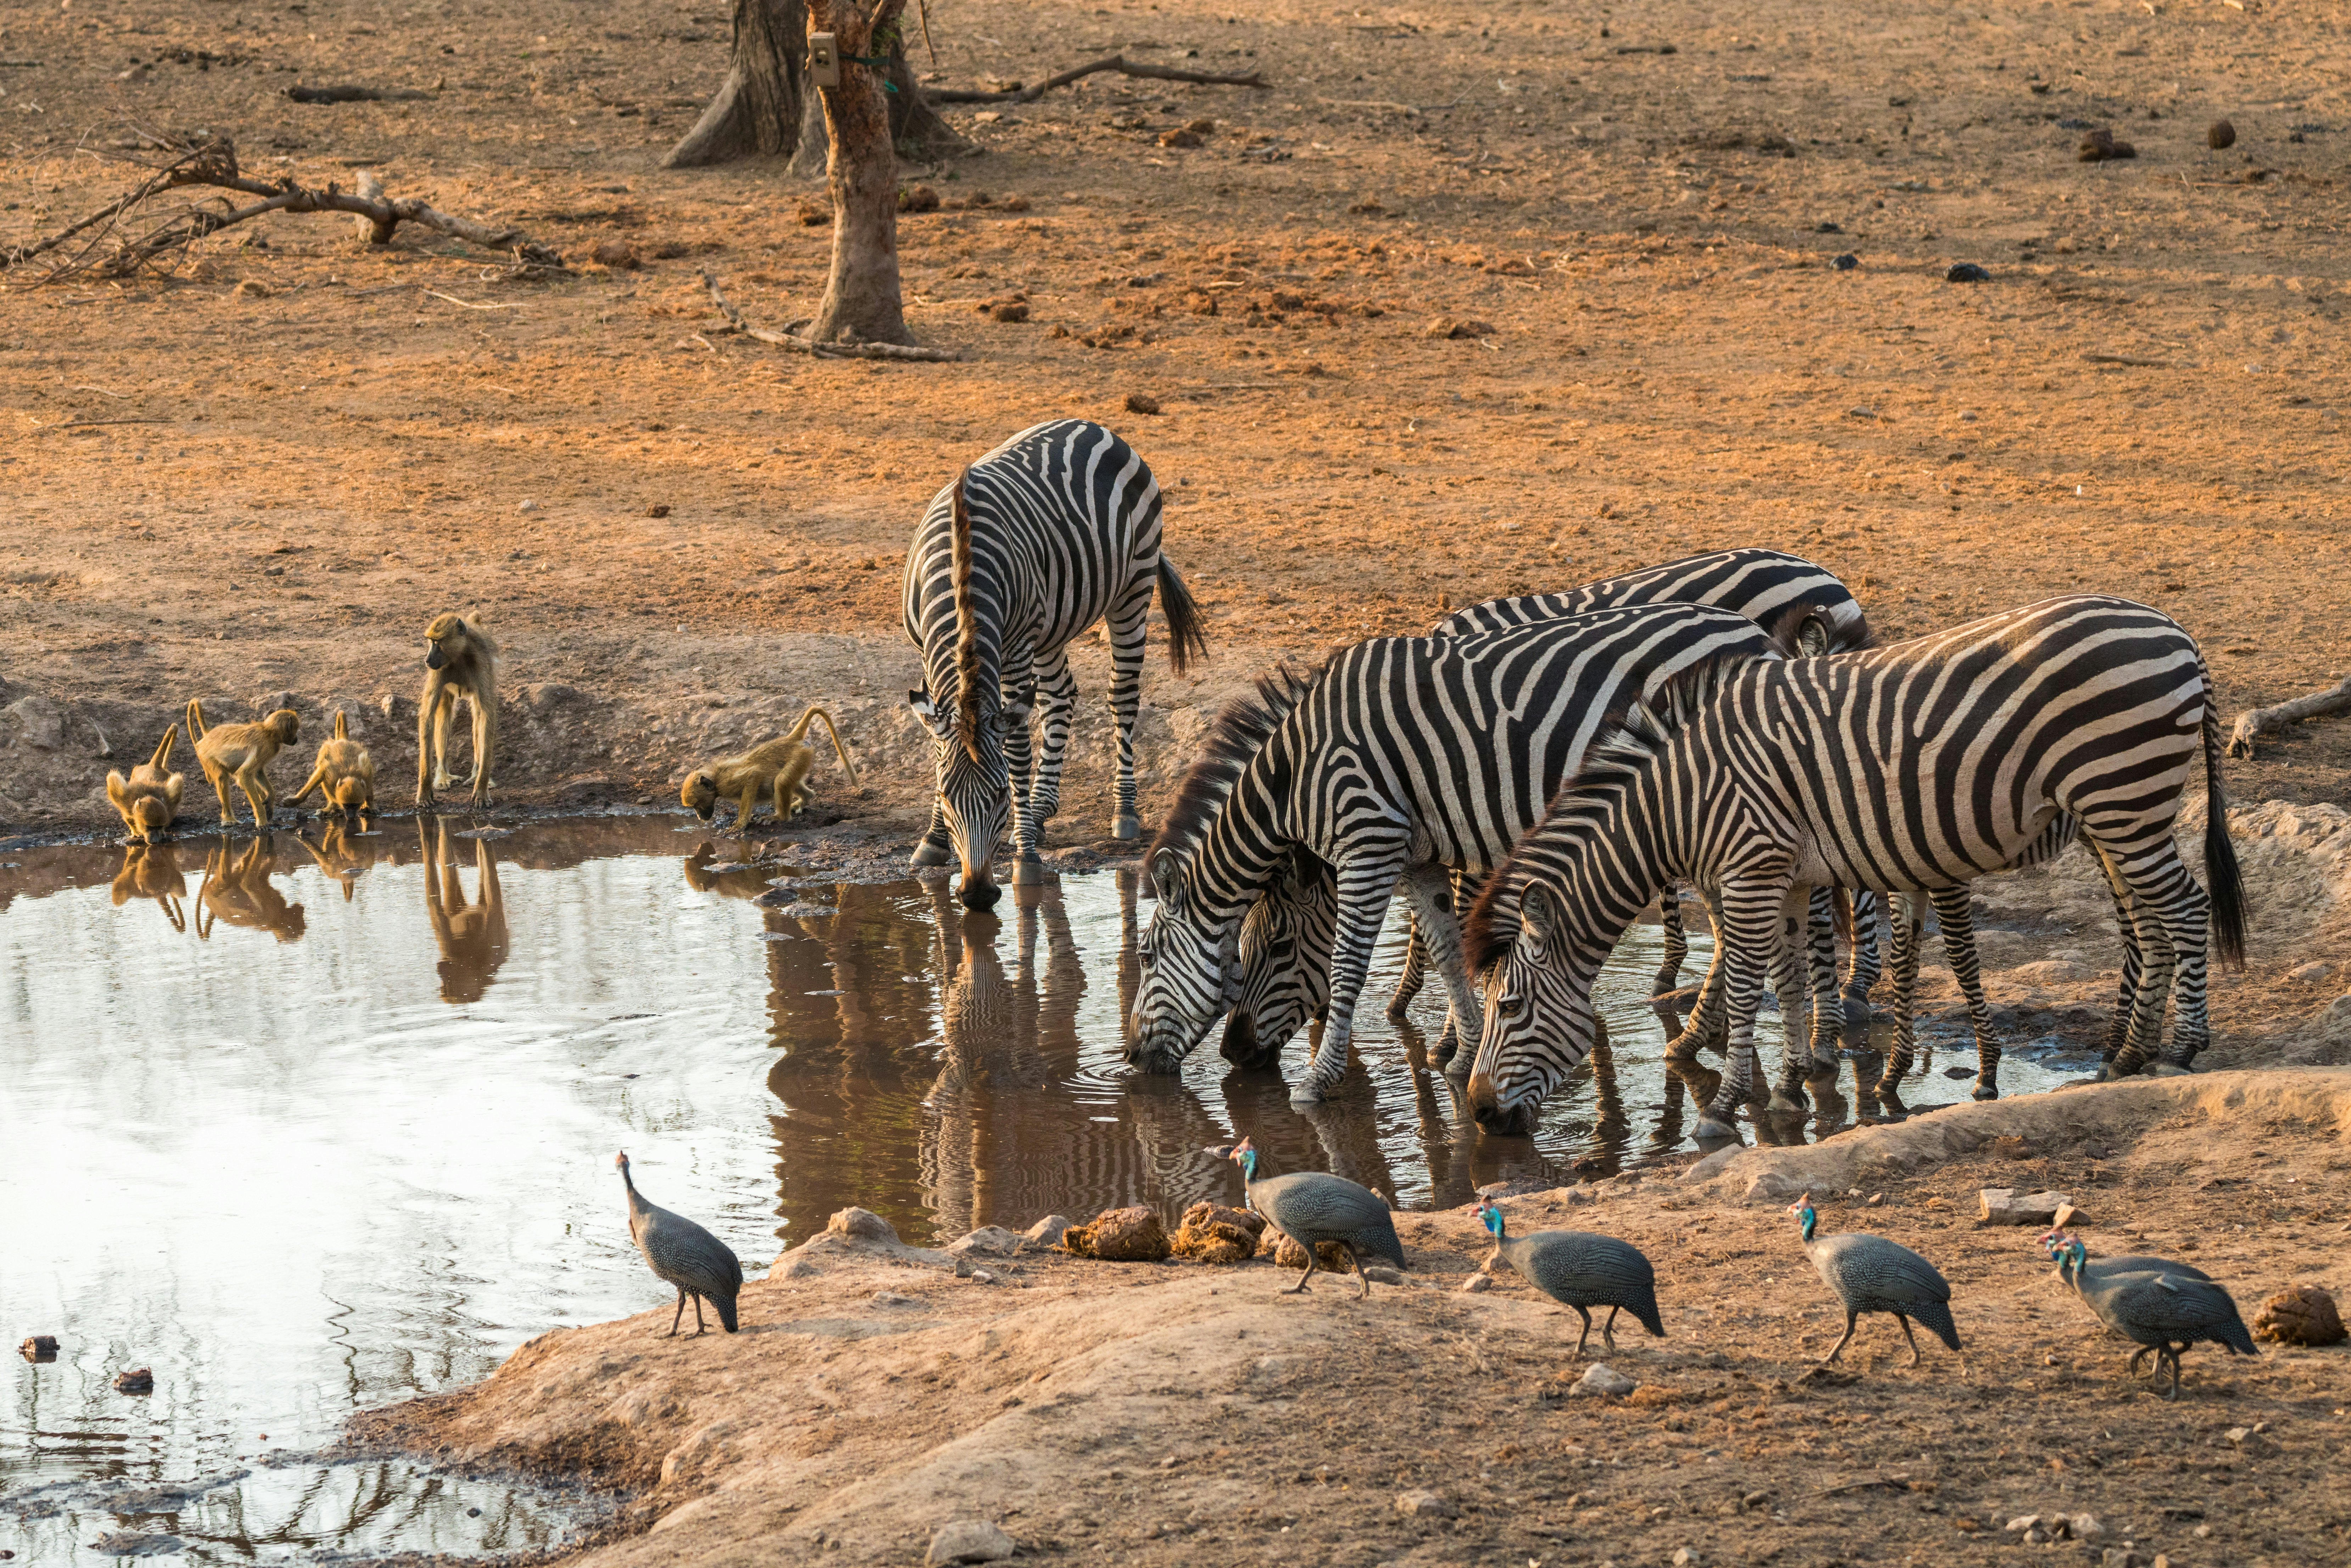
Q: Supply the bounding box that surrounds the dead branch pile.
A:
[701,269,960,363]
[929,51,1267,104]
[2228,674,2351,760]
[2,134,565,282]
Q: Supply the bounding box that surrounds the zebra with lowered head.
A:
[1129,602,1803,1104]
[1462,595,2246,1138]
[904,420,1208,909]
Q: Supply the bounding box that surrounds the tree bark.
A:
[806,0,913,346]
[662,0,810,169]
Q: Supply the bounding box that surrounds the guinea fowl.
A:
[1788,1194,1961,1368]
[616,1151,743,1336]
[1476,1200,1663,1356]
[2046,1231,2253,1398]
[2041,1230,2216,1375]
[1213,1138,1405,1298]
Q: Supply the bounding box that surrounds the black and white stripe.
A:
[903,420,1207,909]
[1463,595,2246,1137]
[1129,603,1798,1104]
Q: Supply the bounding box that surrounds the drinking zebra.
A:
[1129,603,1802,1104]
[1223,548,1874,1076]
[1462,596,2245,1138]
[904,420,1208,909]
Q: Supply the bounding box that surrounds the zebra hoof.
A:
[1972,1081,2000,1102]
[1110,812,1143,842]
[1010,855,1047,887]
[910,838,954,868]
[1288,1084,1334,1108]
[1692,1115,1740,1142]
[1767,1091,1805,1115]
[2147,1061,2192,1078]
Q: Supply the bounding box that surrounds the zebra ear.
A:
[1519,881,1564,947]
[1149,851,1186,913]
[1795,611,1831,657]
[909,688,951,738]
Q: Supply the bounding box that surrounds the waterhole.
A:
[0,816,2088,1560]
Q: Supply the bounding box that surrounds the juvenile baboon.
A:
[291,710,376,820]
[106,722,185,842]
[416,612,499,807]
[186,700,300,826]
[680,705,861,832]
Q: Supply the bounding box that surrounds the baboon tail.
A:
[333,710,349,740]
[805,706,861,788]
[949,467,984,763]
[2201,679,2248,971]
[1155,554,1209,676]
[184,699,206,741]
[150,723,179,772]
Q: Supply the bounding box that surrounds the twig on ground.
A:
[422,289,525,310]
[2227,674,2351,759]
[1812,1474,1910,1497]
[700,269,962,363]
[2083,352,2175,368]
[928,51,1266,104]
[34,416,173,433]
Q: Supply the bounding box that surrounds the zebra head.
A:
[1220,849,1334,1070]
[1466,879,1599,1136]
[1127,850,1246,1072]
[909,684,1030,911]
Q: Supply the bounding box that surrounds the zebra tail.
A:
[1155,554,1209,676]
[2201,687,2248,972]
[950,467,984,762]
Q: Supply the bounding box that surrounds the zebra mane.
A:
[1463,652,1747,972]
[1147,659,1321,873]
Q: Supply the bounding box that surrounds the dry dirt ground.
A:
[361,1070,2351,1568]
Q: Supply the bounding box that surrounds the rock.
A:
[2252,1283,2346,1345]
[1393,1490,1456,1519]
[1674,1551,1700,1567]
[2053,1201,2088,1230]
[1684,1146,1741,1182]
[1023,1214,1072,1250]
[2078,127,2137,162]
[1124,392,1162,416]
[872,1290,921,1306]
[2072,1513,2104,1539]
[20,1335,57,1361]
[925,1519,1015,1564]
[1742,1171,1802,1205]
[2005,1515,2039,1533]
[828,1206,902,1244]
[1422,317,1496,340]
[1574,1362,1637,1397]
[2208,119,2236,150]
[114,1368,155,1393]
[898,184,941,213]
[518,498,541,514]
[6,695,65,750]
[1831,253,1859,271]
[2286,960,2336,984]
[1456,1271,1493,1293]
[947,1225,1025,1259]
[1742,1489,1772,1510]
[1362,1265,1405,1286]
[1991,1135,2033,1160]
[646,502,671,518]
[1978,1187,2077,1225]
[1946,262,1992,282]
[658,1419,737,1486]
[83,1534,184,1557]
[1169,1202,1263,1265]
[1158,127,1204,149]
[590,239,641,269]
[1063,1205,1170,1262]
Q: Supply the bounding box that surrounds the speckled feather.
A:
[1802,1229,1961,1350]
[1245,1170,1406,1270]
[621,1161,743,1331]
[1495,1228,1663,1334]
[2073,1268,2255,1356]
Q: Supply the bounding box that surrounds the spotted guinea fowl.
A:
[1476,1200,1663,1356]
[2041,1230,2215,1375]
[1213,1137,1405,1298]
[2047,1231,2252,1399]
[1787,1194,1961,1367]
[616,1151,743,1336]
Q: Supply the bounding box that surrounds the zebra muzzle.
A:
[1466,1072,1537,1136]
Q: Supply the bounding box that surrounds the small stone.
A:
[1978,1187,2076,1226]
[1023,1214,1073,1249]
[1394,1490,1456,1519]
[1742,1489,1771,1510]
[2225,1425,2250,1443]
[871,1290,920,1306]
[947,1225,1024,1259]
[1865,1193,1885,1207]
[2100,1551,2132,1568]
[1674,1551,1699,1567]
[2286,960,2337,984]
[2004,1515,2040,1533]
[1457,1272,1493,1293]
[1573,1362,1637,1398]
[2072,1513,2103,1539]
[828,1206,901,1245]
[20,1335,58,1361]
[2207,119,2236,150]
[646,503,671,518]
[1158,127,1204,149]
[966,1267,999,1285]
[1124,392,1162,416]
[1946,262,1992,282]
[1742,1171,1801,1205]
[114,1368,155,1394]
[1831,253,1859,270]
[589,239,641,269]
[517,498,540,514]
[1421,316,1497,340]
[925,1519,1015,1564]
[1363,1265,1405,1286]
[233,277,270,298]
[2253,1283,2346,1345]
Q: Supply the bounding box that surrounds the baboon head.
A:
[265,709,301,744]
[681,769,720,820]
[130,796,171,841]
[424,612,469,670]
[330,778,369,813]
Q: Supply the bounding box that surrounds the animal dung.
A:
[1831,253,1859,271]
[1123,392,1162,416]
[19,1336,57,1362]
[646,503,671,518]
[1169,1202,1263,1264]
[1421,316,1497,340]
[1060,1205,1170,1262]
[2252,1284,2345,1346]
[2208,119,2237,150]
[1945,262,1993,283]
[1259,1226,1353,1271]
[114,1367,155,1393]
[897,184,941,213]
[2077,127,2137,162]
[589,239,642,270]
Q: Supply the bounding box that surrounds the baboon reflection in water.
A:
[196,836,306,942]
[422,819,509,1003]
[111,843,190,932]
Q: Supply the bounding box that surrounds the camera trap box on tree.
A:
[807,32,841,88]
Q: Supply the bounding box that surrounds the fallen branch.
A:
[286,82,433,104]
[928,51,1266,104]
[35,417,173,433]
[700,269,961,363]
[2,135,565,282]
[2083,352,2175,368]
[1810,1473,1910,1497]
[2227,674,2351,759]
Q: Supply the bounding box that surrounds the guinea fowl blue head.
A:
[1787,1194,1818,1242]
[1477,1200,1508,1242]
[1229,1138,1260,1181]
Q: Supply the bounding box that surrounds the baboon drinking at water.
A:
[291,710,376,820]
[416,612,499,807]
[186,700,300,826]
[680,706,861,831]
[106,723,185,842]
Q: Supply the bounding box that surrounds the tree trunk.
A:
[806,0,913,346]
[661,0,809,169]
[886,48,969,158]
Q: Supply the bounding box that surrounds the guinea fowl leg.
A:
[1344,1243,1372,1301]
[692,1294,709,1337]
[2128,1345,2156,1376]
[670,1287,687,1338]
[1821,1309,1859,1364]
[1572,1307,1593,1357]
[1895,1314,1924,1368]
[1603,1306,1621,1353]
[1283,1255,1317,1295]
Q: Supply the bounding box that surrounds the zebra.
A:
[1460,595,2247,1139]
[1222,548,1874,1075]
[903,420,1208,910]
[1128,602,1804,1105]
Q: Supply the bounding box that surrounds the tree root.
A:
[929,51,1267,104]
[2227,674,2351,760]
[700,268,960,362]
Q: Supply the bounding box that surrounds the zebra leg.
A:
[1103,573,1154,842]
[1696,872,1788,1141]
[2107,876,2177,1079]
[1653,888,1689,998]
[1806,886,1843,1070]
[1765,893,1812,1114]
[912,798,955,868]
[1294,848,1408,1105]
[1667,893,1730,1062]
[1841,889,1883,1051]
[1386,912,1428,1020]
[1010,656,1078,886]
[2104,838,2214,1075]
[1930,886,2004,1101]
[2086,838,2150,1075]
[1873,893,1925,1114]
[1401,864,1483,1079]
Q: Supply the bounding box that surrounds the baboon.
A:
[416,612,499,807]
[680,705,861,832]
[291,710,376,820]
[106,723,185,842]
[186,700,300,826]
